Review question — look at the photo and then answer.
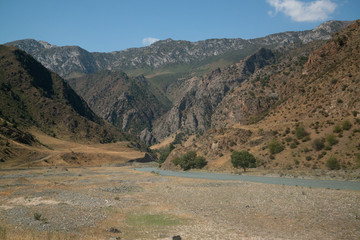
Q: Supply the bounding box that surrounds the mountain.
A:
[0,45,125,145]
[6,20,351,80]
[151,47,276,141]
[4,21,352,143]
[66,70,171,144]
[161,20,360,172]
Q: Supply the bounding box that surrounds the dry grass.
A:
[1,130,144,169]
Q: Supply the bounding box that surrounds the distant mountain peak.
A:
[38,40,56,49]
[5,20,352,78]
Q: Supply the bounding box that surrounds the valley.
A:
[0,18,360,240]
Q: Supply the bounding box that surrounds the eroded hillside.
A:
[162,20,360,173]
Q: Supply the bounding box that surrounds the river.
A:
[135,167,360,191]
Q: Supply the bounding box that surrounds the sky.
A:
[1,0,359,52]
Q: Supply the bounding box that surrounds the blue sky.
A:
[1,0,359,52]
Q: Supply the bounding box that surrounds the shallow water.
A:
[135,167,360,191]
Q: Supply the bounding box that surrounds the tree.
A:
[173,151,207,170]
[231,150,256,172]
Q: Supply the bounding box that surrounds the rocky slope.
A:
[6,21,351,79]
[67,71,171,144]
[0,45,126,162]
[3,21,352,145]
[162,20,360,172]
[151,48,276,141]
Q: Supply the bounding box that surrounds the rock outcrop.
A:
[152,48,275,140]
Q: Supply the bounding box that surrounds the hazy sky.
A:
[1,0,359,52]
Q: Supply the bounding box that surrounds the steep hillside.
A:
[152,48,276,141]
[67,71,171,144]
[162,20,360,173]
[0,45,127,164]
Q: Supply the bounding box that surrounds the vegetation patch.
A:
[173,151,207,170]
[126,214,184,227]
[231,150,256,172]
[268,138,285,154]
[326,156,340,170]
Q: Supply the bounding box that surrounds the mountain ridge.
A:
[5,20,352,78]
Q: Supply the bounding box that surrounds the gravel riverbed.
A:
[0,166,359,239]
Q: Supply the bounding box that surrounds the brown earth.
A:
[0,166,359,240]
[0,130,145,169]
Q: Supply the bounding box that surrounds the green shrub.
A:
[172,133,185,145]
[326,156,340,170]
[0,226,6,240]
[172,151,207,170]
[326,134,338,146]
[295,126,309,139]
[342,120,352,130]
[355,154,360,169]
[302,135,311,142]
[34,212,42,221]
[158,144,175,164]
[268,139,285,154]
[312,138,325,151]
[230,150,256,172]
[333,125,342,133]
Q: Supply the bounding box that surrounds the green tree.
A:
[173,151,207,170]
[231,150,256,172]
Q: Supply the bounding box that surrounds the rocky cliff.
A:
[151,48,276,141]
[67,71,170,144]
[162,20,360,171]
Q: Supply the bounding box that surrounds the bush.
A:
[172,133,185,145]
[172,151,207,170]
[342,120,352,131]
[326,134,338,146]
[355,154,360,169]
[34,212,42,221]
[158,144,175,164]
[295,126,309,139]
[231,151,256,172]
[326,156,340,170]
[333,125,342,133]
[312,138,325,151]
[268,139,285,154]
